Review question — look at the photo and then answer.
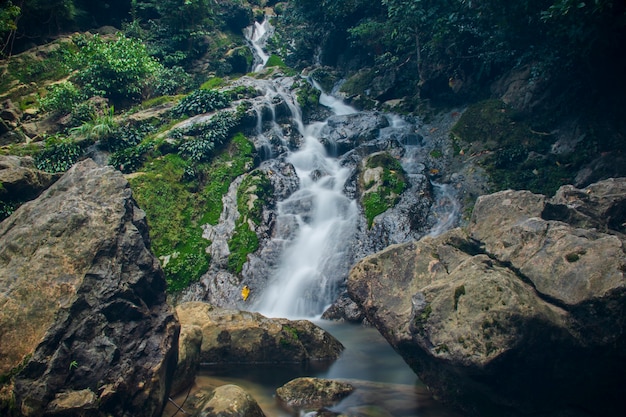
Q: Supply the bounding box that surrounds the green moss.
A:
[198,133,256,225]
[266,54,287,68]
[227,170,273,274]
[227,224,259,274]
[430,149,443,159]
[340,69,375,97]
[201,77,225,89]
[129,133,256,292]
[140,95,178,109]
[295,80,321,112]
[362,153,407,228]
[413,304,432,333]
[451,99,578,195]
[565,250,585,263]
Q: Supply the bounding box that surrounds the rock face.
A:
[0,155,60,219]
[182,385,266,417]
[275,377,354,413]
[0,159,179,417]
[348,178,626,416]
[176,302,343,365]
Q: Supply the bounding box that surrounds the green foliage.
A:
[266,54,287,68]
[70,105,117,142]
[1,1,21,56]
[128,133,255,292]
[172,89,231,118]
[128,153,210,291]
[72,34,162,103]
[34,135,82,173]
[361,153,407,228]
[177,111,239,162]
[39,81,82,114]
[0,199,20,222]
[149,65,193,96]
[109,143,152,174]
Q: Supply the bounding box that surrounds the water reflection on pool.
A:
[164,321,464,417]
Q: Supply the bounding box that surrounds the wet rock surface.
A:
[348,178,626,416]
[175,302,344,365]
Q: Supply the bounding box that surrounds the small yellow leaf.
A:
[241,285,250,301]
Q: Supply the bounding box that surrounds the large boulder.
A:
[348,178,626,416]
[0,159,180,417]
[0,155,59,203]
[176,302,343,365]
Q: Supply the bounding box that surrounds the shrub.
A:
[34,135,82,173]
[109,143,152,174]
[177,111,239,162]
[72,34,162,103]
[39,81,82,114]
[149,65,193,96]
[171,88,231,118]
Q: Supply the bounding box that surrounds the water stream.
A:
[253,92,359,319]
[166,19,464,417]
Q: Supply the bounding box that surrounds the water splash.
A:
[254,85,358,319]
[244,18,272,72]
[428,182,460,237]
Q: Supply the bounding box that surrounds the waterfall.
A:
[241,20,459,319]
[252,82,359,319]
[244,18,272,72]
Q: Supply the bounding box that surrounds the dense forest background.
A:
[1,0,625,291]
[3,1,625,99]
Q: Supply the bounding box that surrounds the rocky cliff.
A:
[348,178,626,417]
[0,159,179,417]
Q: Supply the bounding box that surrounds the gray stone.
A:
[0,159,179,417]
[348,179,626,416]
[176,302,343,365]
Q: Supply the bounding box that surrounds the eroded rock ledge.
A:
[0,159,179,417]
[348,178,626,417]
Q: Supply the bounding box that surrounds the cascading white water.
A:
[254,92,359,319]
[244,18,272,72]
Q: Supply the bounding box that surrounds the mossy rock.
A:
[360,152,407,228]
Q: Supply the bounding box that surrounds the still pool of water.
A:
[164,321,464,417]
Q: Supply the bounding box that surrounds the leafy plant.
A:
[70,105,118,142]
[177,111,239,162]
[171,89,231,118]
[34,135,82,173]
[72,34,162,103]
[39,81,82,114]
[109,143,152,174]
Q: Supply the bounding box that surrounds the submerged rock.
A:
[0,159,179,417]
[275,377,354,413]
[193,385,266,417]
[348,178,626,417]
